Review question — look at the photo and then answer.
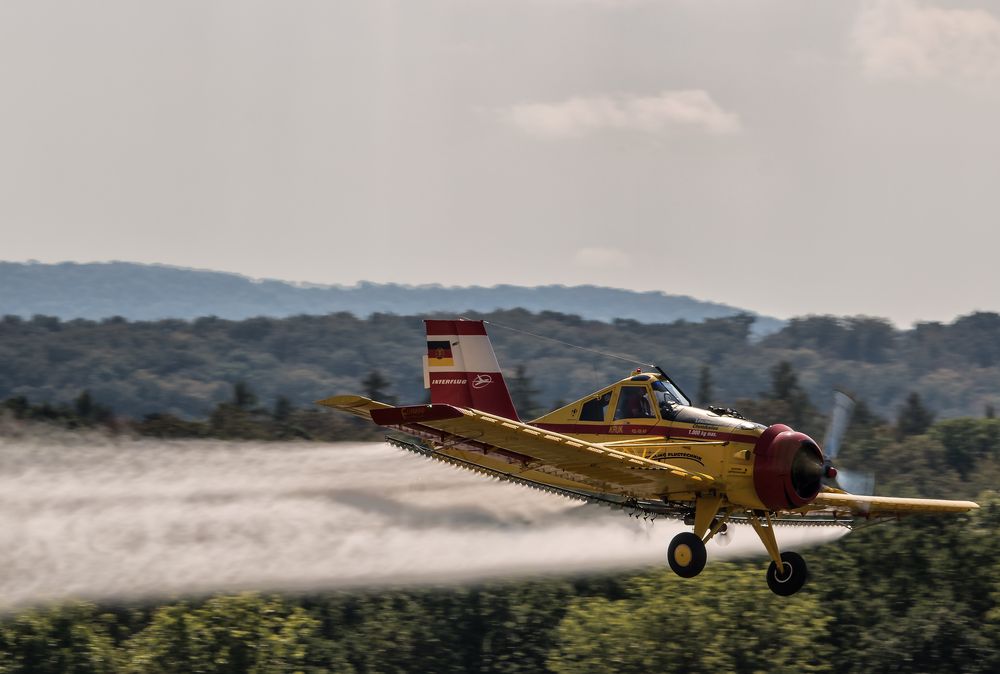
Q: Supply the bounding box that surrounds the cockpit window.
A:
[614,386,656,420]
[652,380,690,408]
[579,391,613,422]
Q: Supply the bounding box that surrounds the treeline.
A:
[0,356,975,459]
[2,499,997,673]
[0,383,380,442]
[1,309,999,423]
[5,333,999,503]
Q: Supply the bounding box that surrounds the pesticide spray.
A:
[0,430,846,610]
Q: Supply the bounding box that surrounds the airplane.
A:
[318,318,979,595]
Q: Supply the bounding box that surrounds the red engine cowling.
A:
[752,424,825,511]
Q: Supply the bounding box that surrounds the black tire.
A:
[667,532,707,578]
[767,551,808,596]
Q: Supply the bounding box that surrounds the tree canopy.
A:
[2,309,999,422]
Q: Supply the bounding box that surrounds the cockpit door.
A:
[608,385,661,435]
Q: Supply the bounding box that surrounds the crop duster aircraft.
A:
[319,319,978,595]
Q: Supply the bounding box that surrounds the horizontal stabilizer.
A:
[315,395,395,422]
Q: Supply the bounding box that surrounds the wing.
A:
[811,490,979,517]
[319,397,714,497]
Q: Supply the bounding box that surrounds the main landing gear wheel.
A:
[766,551,808,596]
[667,532,707,578]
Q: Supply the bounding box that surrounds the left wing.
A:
[811,491,979,517]
[320,397,714,497]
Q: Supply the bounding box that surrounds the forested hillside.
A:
[1,309,998,421]
[0,261,783,334]
[3,310,1000,673]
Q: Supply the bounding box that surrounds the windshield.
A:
[652,379,690,408]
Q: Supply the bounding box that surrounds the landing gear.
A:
[667,532,707,578]
[766,551,808,596]
[748,511,808,596]
[667,496,722,578]
[665,501,809,595]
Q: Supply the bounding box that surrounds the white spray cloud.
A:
[853,0,1000,84]
[0,432,845,610]
[502,90,742,139]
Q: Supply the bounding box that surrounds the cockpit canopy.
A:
[574,374,689,423]
[533,371,694,425]
[652,378,689,408]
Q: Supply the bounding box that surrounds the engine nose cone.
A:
[752,424,824,511]
[790,442,824,500]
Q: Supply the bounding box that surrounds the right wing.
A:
[811,491,979,517]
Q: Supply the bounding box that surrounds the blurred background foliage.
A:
[3,308,1000,672]
[1,309,1000,421]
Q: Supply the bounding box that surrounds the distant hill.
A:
[0,261,784,335]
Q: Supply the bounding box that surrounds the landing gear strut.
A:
[748,510,808,596]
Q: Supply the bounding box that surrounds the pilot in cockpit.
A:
[617,386,655,418]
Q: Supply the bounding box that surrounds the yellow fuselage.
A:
[433,373,773,510]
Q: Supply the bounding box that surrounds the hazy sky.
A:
[2,0,999,325]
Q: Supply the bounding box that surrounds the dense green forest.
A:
[3,310,1000,672]
[3,371,1000,673]
[2,309,999,421]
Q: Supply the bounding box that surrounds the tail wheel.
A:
[667,532,707,578]
[766,551,808,596]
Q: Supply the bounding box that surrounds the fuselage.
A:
[430,372,825,513]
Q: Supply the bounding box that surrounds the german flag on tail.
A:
[427,340,454,366]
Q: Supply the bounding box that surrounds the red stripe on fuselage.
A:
[535,423,658,436]
[533,423,759,444]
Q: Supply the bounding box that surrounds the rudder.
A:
[424,319,520,421]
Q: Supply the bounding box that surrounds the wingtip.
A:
[315,394,371,408]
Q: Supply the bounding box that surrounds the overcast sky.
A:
[2,0,999,325]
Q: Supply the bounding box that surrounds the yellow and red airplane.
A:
[319,319,978,595]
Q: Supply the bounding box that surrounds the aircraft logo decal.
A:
[472,374,493,389]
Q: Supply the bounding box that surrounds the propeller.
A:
[821,390,875,495]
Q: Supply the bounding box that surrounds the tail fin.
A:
[423,319,520,421]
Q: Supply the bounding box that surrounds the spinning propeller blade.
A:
[836,469,876,497]
[822,390,855,462]
[821,390,876,495]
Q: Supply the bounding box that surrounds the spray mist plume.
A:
[0,430,846,610]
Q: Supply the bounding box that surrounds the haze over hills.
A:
[0,261,784,335]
